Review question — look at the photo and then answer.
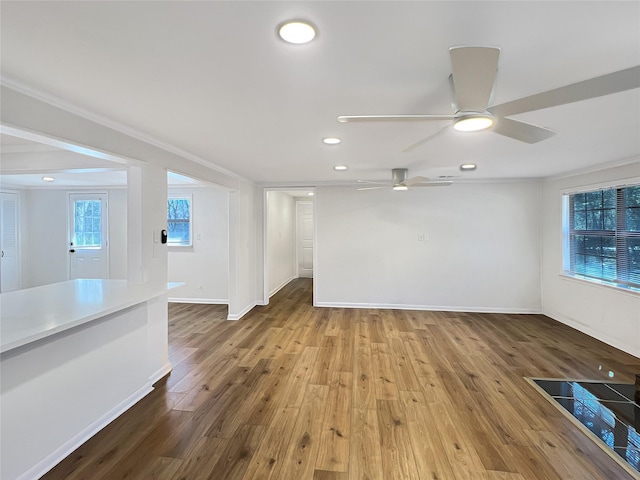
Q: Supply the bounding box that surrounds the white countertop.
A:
[0,279,184,354]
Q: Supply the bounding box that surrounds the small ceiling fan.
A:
[357,168,452,191]
[338,46,640,152]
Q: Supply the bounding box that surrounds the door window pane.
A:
[74,200,102,247]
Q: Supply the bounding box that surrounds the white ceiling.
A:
[1,1,638,184]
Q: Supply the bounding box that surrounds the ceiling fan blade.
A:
[411,181,453,187]
[357,186,388,191]
[402,175,430,186]
[402,125,449,153]
[490,65,640,117]
[449,46,500,112]
[337,114,454,123]
[492,117,556,143]
[357,179,388,185]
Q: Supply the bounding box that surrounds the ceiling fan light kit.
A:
[453,113,494,132]
[357,168,453,191]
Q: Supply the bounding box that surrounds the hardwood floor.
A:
[42,278,640,479]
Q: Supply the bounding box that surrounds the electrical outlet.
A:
[418,233,429,242]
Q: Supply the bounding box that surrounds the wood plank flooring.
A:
[42,279,640,479]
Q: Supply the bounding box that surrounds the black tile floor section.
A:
[533,379,640,475]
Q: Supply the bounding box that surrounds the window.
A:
[73,200,103,248]
[167,195,192,247]
[564,185,640,289]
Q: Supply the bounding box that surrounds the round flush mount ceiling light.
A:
[278,20,317,44]
[333,165,348,171]
[453,113,494,132]
[460,163,477,171]
[323,137,341,145]
[42,176,56,182]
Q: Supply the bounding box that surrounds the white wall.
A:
[267,191,296,296]
[315,181,542,312]
[108,189,128,279]
[542,161,640,358]
[23,188,127,288]
[168,186,229,302]
[228,180,259,319]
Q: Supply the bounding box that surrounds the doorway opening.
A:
[263,188,316,306]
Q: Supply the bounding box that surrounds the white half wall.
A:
[267,191,296,297]
[315,182,542,312]
[542,161,640,358]
[168,186,229,302]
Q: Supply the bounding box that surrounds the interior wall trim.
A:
[0,77,249,184]
[227,302,258,321]
[543,308,640,359]
[149,362,173,386]
[314,301,542,315]
[269,276,296,298]
[168,297,229,305]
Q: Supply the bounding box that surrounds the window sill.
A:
[168,246,194,253]
[559,273,640,297]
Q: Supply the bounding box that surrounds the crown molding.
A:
[1,76,252,185]
[544,156,640,182]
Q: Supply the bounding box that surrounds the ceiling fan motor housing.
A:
[392,168,409,185]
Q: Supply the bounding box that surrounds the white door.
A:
[0,192,20,292]
[68,193,109,279]
[296,201,314,278]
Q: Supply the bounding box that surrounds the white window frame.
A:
[562,181,640,294]
[167,194,193,249]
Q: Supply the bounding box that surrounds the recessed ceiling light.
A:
[333,165,348,171]
[307,192,315,196]
[460,164,477,171]
[453,114,494,132]
[42,176,55,182]
[278,20,316,44]
[323,137,341,145]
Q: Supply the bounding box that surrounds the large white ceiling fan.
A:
[357,168,452,191]
[338,46,640,152]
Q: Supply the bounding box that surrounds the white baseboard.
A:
[227,302,258,321]
[168,297,228,304]
[314,301,541,315]
[269,276,296,298]
[149,362,173,385]
[18,383,154,480]
[543,308,640,359]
